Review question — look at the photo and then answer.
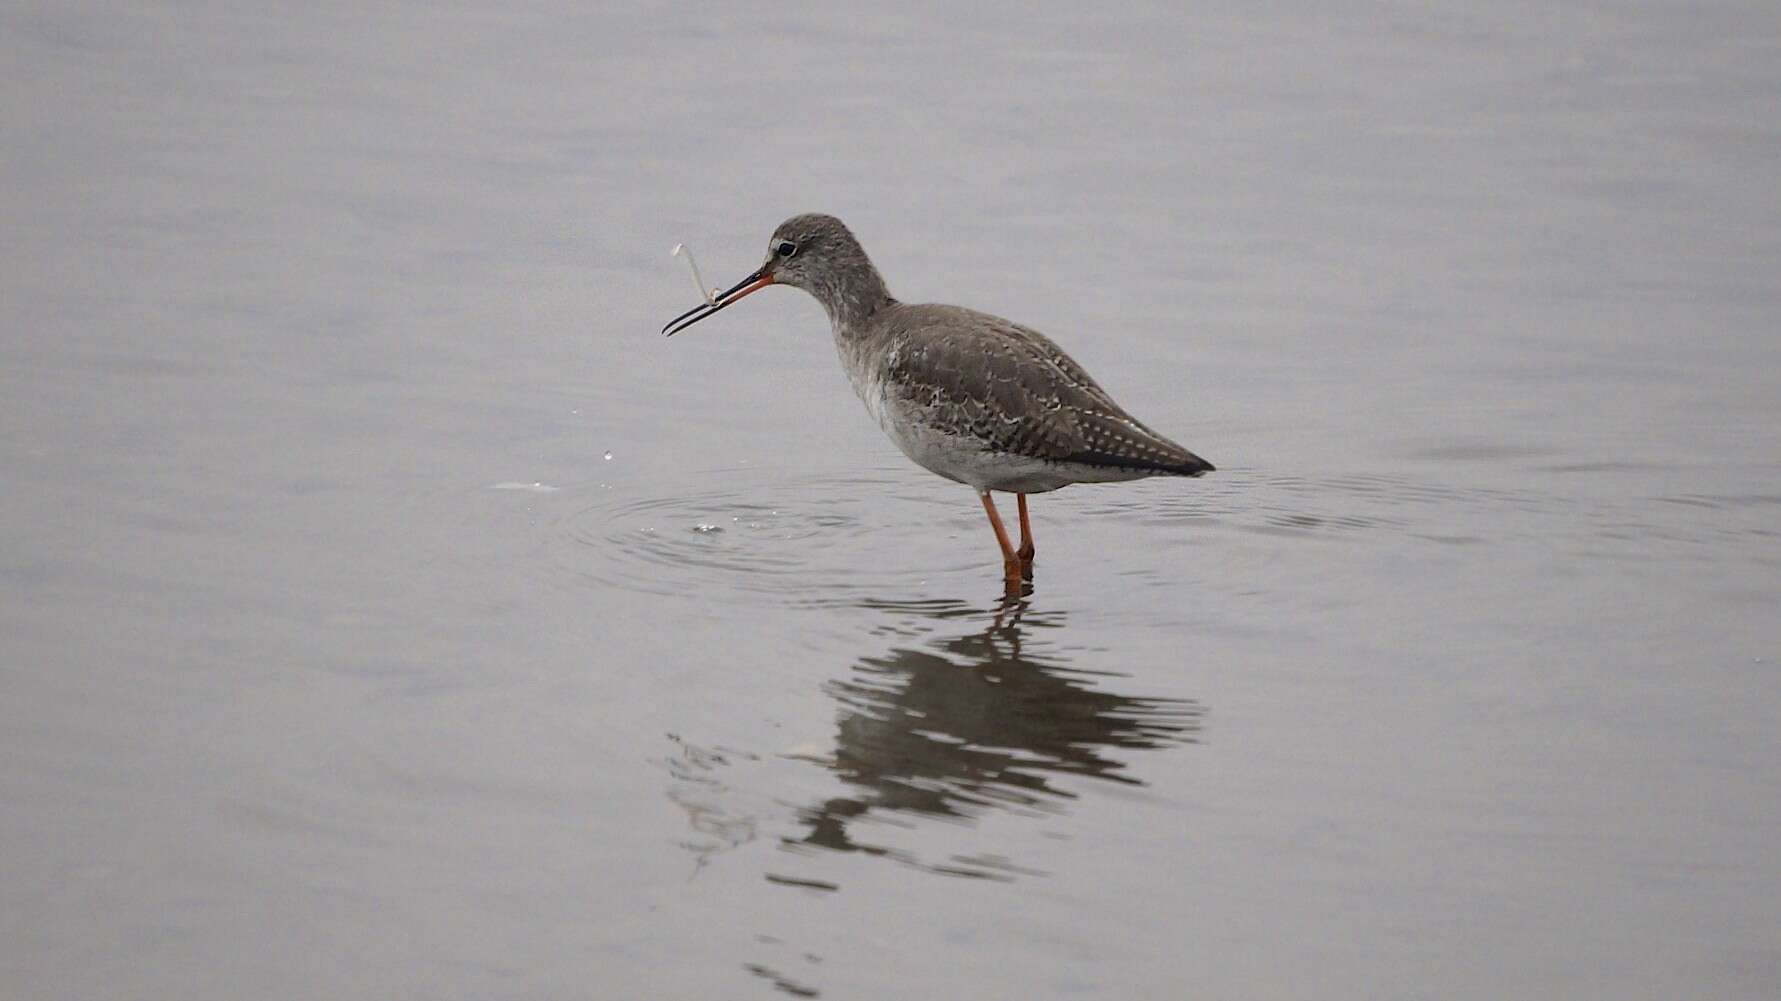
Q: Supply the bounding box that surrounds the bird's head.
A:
[663,214,885,336]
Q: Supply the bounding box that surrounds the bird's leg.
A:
[1015,493,1036,578]
[978,491,1023,588]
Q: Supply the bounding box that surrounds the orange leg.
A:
[978,491,1023,586]
[1015,493,1035,577]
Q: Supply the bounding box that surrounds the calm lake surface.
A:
[4,3,1778,998]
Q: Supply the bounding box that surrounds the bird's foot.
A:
[1016,543,1035,580]
[1002,558,1025,590]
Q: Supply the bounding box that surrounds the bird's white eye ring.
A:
[775,240,798,258]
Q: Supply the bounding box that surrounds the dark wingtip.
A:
[1061,450,1215,478]
[1171,450,1214,477]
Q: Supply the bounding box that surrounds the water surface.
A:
[3,3,1777,999]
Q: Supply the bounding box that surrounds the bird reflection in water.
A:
[788,596,1203,880]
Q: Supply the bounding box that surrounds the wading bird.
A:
[664,214,1212,590]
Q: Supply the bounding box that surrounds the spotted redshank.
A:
[663,214,1213,589]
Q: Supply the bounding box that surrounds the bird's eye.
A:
[775,240,798,259]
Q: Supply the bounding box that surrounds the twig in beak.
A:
[671,243,720,305]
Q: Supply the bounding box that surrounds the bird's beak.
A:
[662,264,776,337]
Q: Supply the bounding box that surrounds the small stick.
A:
[671,243,719,305]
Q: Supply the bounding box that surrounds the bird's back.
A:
[864,303,1213,483]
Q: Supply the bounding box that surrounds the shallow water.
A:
[3,3,1778,999]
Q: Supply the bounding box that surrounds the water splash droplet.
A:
[603,451,614,461]
[692,523,723,534]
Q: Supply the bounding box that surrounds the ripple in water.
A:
[512,458,1773,608]
[543,465,985,607]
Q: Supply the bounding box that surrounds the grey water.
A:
[3,3,1778,998]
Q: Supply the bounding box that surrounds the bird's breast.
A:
[834,333,891,425]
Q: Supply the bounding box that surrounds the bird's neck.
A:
[812,266,895,338]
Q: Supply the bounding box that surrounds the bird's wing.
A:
[880,305,1212,475]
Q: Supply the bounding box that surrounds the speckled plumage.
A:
[862,302,1211,491]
